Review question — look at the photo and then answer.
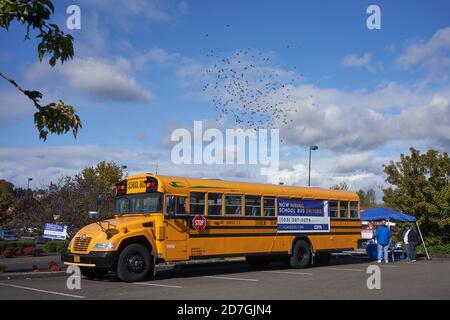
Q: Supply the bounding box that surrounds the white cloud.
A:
[341,53,383,72]
[0,145,164,188]
[335,152,377,174]
[26,57,154,103]
[134,47,182,68]
[274,83,450,151]
[342,53,372,67]
[396,26,450,77]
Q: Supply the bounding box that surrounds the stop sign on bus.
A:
[192,215,207,231]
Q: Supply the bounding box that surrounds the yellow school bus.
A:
[62,174,360,282]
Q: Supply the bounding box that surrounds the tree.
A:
[330,182,349,191]
[383,148,450,243]
[8,161,124,231]
[0,179,14,224]
[357,188,377,209]
[0,0,81,140]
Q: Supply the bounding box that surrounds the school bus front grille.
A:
[73,237,92,252]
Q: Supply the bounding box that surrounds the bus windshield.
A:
[115,193,163,214]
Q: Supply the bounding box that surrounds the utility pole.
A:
[308,145,318,186]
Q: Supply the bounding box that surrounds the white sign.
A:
[44,223,67,240]
[277,198,330,233]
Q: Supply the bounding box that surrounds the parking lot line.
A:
[133,282,183,289]
[326,267,363,272]
[261,270,314,276]
[204,276,259,282]
[0,282,85,299]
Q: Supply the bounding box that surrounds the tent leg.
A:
[416,222,430,260]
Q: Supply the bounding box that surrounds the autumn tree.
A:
[8,161,124,232]
[383,148,450,243]
[0,179,14,224]
[0,0,81,140]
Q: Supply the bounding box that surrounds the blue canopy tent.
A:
[362,208,416,223]
[361,208,430,260]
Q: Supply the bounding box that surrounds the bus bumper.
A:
[62,250,118,269]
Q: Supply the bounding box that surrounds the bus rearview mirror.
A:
[88,211,100,219]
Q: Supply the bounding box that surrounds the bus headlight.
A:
[93,242,115,249]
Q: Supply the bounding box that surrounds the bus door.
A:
[164,195,188,260]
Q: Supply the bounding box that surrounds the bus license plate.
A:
[73,255,80,263]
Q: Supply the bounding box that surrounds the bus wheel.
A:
[246,256,270,268]
[80,267,108,280]
[290,240,312,269]
[117,243,154,282]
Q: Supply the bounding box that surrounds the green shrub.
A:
[0,240,34,252]
[43,240,70,254]
[417,243,450,255]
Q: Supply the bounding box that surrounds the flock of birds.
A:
[200,29,305,133]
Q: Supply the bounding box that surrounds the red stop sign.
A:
[192,215,207,231]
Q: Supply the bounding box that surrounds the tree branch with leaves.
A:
[0,0,81,140]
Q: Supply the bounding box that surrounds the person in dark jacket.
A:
[407,226,419,262]
[402,226,412,260]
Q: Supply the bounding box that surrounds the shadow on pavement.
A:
[90,255,388,283]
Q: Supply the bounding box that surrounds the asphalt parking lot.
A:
[0,256,449,300]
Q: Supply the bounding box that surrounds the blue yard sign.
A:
[277,198,330,233]
[43,223,67,240]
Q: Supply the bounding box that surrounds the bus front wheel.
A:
[117,243,154,282]
[290,240,312,269]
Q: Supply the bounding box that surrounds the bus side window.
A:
[340,201,349,219]
[177,197,186,215]
[245,195,261,217]
[225,194,242,215]
[263,197,276,216]
[190,192,205,215]
[165,196,186,215]
[208,193,223,215]
[350,201,359,219]
[329,201,338,218]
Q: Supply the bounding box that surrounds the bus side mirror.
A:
[88,211,100,219]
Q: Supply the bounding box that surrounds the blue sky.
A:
[1,0,449,199]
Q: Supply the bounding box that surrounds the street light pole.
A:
[308,145,318,186]
[27,177,33,190]
[121,165,128,178]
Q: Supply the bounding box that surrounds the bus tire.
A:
[117,243,154,282]
[246,255,270,268]
[290,240,312,269]
[80,267,108,280]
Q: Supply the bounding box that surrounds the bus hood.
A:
[76,216,155,239]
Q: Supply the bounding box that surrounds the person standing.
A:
[403,226,412,260]
[375,220,391,263]
[407,226,419,262]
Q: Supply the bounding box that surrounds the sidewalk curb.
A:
[0,271,66,280]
